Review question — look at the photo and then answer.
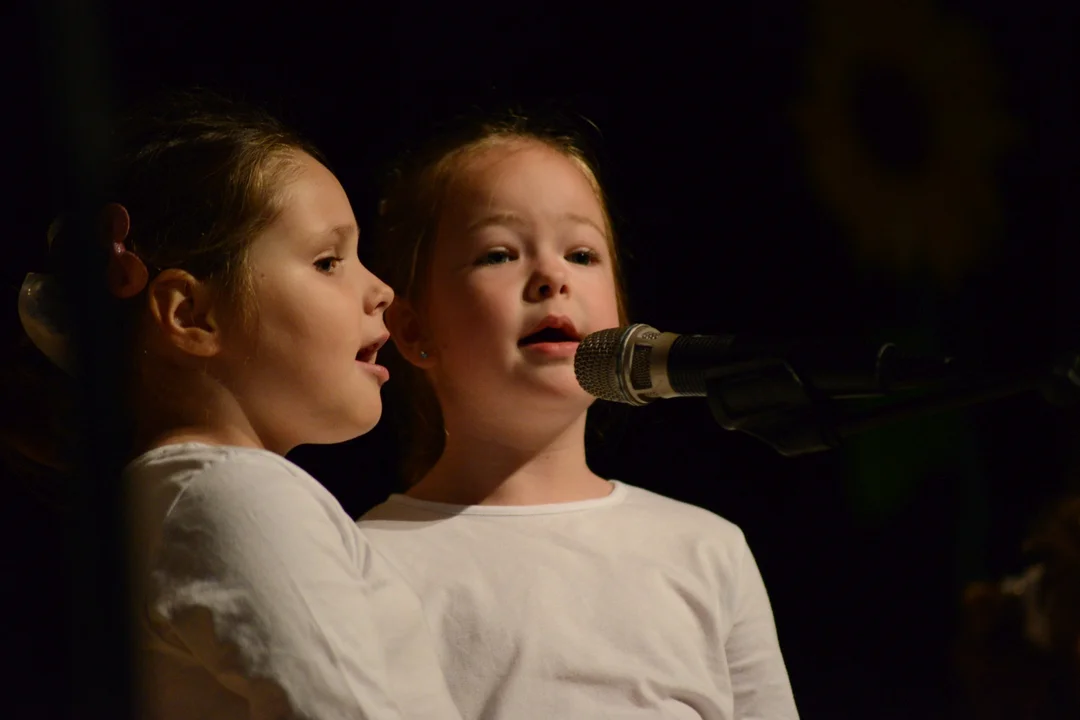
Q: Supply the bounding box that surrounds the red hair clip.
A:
[102,203,149,299]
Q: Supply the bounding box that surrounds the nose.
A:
[525,258,569,303]
[362,268,395,315]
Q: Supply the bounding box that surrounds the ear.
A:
[386,298,435,369]
[145,269,222,357]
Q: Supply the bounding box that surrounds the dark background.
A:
[4,1,1079,717]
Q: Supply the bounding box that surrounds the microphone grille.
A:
[575,326,633,403]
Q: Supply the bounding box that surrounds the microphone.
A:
[576,324,1078,456]
[574,324,956,407]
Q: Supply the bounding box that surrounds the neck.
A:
[129,362,288,459]
[408,407,611,506]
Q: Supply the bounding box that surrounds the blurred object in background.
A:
[797,0,1014,286]
[956,495,1080,719]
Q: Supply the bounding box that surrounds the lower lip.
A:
[357,361,390,384]
[519,341,580,358]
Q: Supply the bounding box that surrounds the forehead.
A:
[248,152,357,260]
[276,152,354,224]
[443,142,604,225]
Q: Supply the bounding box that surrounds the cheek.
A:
[253,283,351,353]
[587,273,623,327]
[430,280,515,340]
[425,290,473,350]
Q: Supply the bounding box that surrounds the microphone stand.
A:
[704,350,1080,457]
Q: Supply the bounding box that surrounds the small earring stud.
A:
[419,350,429,359]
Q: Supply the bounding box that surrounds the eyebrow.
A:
[325,224,360,241]
[467,211,606,237]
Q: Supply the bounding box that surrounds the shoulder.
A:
[128,442,310,484]
[128,443,351,539]
[130,443,326,501]
[607,482,754,582]
[616,482,748,544]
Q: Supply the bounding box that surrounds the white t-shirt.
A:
[126,443,461,720]
[358,481,798,720]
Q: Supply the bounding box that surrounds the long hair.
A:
[3,88,321,481]
[372,111,630,485]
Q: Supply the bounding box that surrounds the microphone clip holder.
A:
[704,350,1080,457]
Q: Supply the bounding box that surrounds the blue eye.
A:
[315,256,344,274]
[477,249,513,266]
[568,249,599,265]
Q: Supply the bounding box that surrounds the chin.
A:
[517,378,594,411]
[350,410,383,438]
[326,402,383,444]
[343,387,384,435]
[315,417,380,445]
[518,365,586,393]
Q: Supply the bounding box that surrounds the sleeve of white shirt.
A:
[725,538,799,720]
[146,456,403,720]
